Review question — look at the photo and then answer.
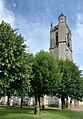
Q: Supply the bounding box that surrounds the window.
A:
[67,33,70,47]
[50,39,52,48]
[56,32,58,46]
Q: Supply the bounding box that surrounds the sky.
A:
[0,0,83,71]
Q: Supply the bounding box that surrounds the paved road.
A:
[71,106,83,111]
[46,106,83,111]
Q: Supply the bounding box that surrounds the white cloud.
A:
[27,22,50,54]
[14,15,50,54]
[0,0,50,54]
[0,0,15,26]
[12,0,16,8]
[72,13,83,70]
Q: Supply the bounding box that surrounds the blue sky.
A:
[0,0,83,70]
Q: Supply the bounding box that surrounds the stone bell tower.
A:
[50,13,72,60]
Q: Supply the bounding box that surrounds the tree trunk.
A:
[34,97,37,114]
[38,96,40,107]
[34,97,39,114]
[61,96,65,110]
[38,96,41,110]
[7,95,10,106]
[70,99,72,109]
[6,89,10,106]
[20,96,23,108]
[66,97,68,108]
[41,96,44,110]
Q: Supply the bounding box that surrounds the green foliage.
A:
[57,59,83,101]
[31,50,61,98]
[0,21,32,97]
[10,53,33,97]
[30,50,83,110]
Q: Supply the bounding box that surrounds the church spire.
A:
[58,13,65,19]
[50,22,53,28]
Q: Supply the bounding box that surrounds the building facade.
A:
[50,13,72,60]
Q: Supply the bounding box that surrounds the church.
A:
[44,13,83,108]
[50,13,72,60]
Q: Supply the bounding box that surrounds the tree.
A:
[0,21,31,106]
[10,53,33,108]
[55,59,83,110]
[30,50,61,114]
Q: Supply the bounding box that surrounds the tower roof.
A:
[58,13,65,19]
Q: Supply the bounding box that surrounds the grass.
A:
[0,106,83,119]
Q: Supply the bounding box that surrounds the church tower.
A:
[50,13,72,60]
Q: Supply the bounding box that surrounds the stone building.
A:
[50,13,72,60]
[44,13,73,108]
[44,13,83,108]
